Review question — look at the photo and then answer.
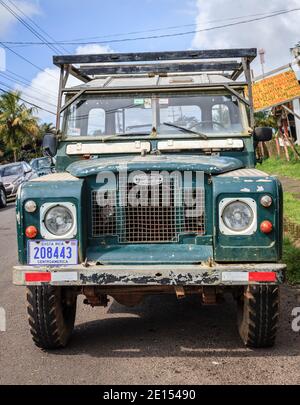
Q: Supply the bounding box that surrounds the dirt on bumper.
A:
[13,263,286,286]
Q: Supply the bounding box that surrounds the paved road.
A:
[0,204,300,385]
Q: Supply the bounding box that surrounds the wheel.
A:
[237,285,280,348]
[27,285,77,350]
[0,187,7,208]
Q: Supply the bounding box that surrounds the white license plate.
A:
[28,240,78,266]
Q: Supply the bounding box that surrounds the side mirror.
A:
[42,133,57,157]
[254,127,273,143]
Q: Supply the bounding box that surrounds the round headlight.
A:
[222,201,254,232]
[44,205,74,236]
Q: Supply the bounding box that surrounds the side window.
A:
[87,108,105,136]
[212,104,231,129]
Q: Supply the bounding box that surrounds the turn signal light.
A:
[25,226,38,239]
[260,220,273,234]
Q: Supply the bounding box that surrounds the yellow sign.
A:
[252,70,300,111]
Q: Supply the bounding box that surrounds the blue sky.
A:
[0,0,299,123]
[1,0,197,79]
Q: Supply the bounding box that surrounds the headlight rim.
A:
[44,205,74,236]
[219,197,257,236]
[40,202,77,240]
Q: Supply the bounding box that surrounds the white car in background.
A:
[0,162,37,202]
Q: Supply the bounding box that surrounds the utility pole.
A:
[291,44,300,145]
[259,48,266,78]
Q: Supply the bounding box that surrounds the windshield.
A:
[31,158,51,170]
[0,165,23,177]
[62,93,246,138]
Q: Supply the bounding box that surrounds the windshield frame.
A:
[61,88,250,141]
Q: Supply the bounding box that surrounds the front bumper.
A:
[13,263,286,286]
[5,185,18,201]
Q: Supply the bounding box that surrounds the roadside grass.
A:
[283,238,300,285]
[284,192,300,225]
[260,157,300,180]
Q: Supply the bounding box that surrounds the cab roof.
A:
[68,72,242,92]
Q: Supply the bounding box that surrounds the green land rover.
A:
[13,49,286,349]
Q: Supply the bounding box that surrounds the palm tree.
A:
[0,91,39,162]
[40,122,56,135]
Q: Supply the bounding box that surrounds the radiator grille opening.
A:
[91,175,205,243]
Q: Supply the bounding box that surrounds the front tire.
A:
[27,286,77,350]
[237,285,280,348]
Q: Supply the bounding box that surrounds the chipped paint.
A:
[257,186,265,192]
[240,188,251,192]
[13,263,286,286]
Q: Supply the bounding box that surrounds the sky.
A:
[0,0,299,123]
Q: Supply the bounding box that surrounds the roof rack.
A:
[53,48,257,82]
[53,48,257,129]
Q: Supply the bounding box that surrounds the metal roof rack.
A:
[53,48,257,129]
[53,48,257,81]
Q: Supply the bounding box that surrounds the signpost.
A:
[252,69,300,112]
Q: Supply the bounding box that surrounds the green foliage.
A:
[0,91,40,162]
[260,157,300,180]
[284,192,300,225]
[0,91,55,163]
[254,111,278,129]
[283,238,300,284]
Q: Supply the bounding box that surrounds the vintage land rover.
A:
[13,49,286,349]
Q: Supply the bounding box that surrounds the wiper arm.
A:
[100,132,151,142]
[163,122,208,140]
[117,132,151,137]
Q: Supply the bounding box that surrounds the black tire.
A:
[0,187,7,208]
[27,285,77,350]
[237,285,280,348]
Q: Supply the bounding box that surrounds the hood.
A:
[67,155,244,178]
[2,174,22,184]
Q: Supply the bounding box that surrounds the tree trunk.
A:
[13,149,17,162]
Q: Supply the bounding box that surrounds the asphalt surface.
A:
[0,204,300,385]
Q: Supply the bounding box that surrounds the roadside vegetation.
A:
[283,238,300,284]
[260,155,300,284]
[0,91,55,163]
[260,157,300,180]
[284,192,300,225]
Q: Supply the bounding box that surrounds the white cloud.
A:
[17,44,115,123]
[75,44,113,55]
[0,0,40,38]
[16,67,61,123]
[191,0,300,74]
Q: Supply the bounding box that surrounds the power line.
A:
[0,69,57,101]
[0,80,57,112]
[0,0,62,54]
[1,8,299,47]
[55,8,289,43]
[6,0,70,54]
[0,87,56,115]
[0,71,57,101]
[0,41,57,80]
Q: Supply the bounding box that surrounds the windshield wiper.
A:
[100,132,151,142]
[163,122,208,140]
[117,132,151,137]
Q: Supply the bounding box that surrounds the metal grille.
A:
[91,175,205,243]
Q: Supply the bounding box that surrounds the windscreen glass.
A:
[63,93,245,138]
